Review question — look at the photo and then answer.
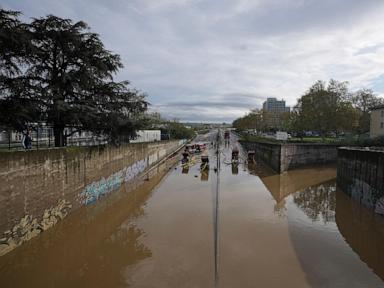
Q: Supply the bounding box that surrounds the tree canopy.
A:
[352,89,384,134]
[0,9,148,146]
[232,109,266,131]
[233,79,383,137]
[293,80,358,135]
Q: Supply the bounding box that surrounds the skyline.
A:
[2,0,384,122]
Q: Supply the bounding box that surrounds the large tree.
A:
[352,89,384,134]
[0,10,147,146]
[0,9,38,130]
[232,109,266,132]
[293,80,358,136]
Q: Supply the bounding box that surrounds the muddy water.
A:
[1,133,384,287]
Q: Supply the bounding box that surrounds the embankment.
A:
[337,147,384,213]
[0,140,185,255]
[240,140,338,173]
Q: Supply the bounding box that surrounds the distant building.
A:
[262,98,290,113]
[370,105,384,138]
[262,98,290,129]
[130,130,161,143]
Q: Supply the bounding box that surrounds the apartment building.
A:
[262,98,290,129]
[370,105,384,138]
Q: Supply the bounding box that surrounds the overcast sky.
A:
[2,0,384,122]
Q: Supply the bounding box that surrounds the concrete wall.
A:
[240,141,281,172]
[280,144,338,172]
[337,147,384,213]
[0,140,184,255]
[240,140,338,173]
[370,108,384,138]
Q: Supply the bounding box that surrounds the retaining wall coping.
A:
[239,140,339,147]
[338,147,384,153]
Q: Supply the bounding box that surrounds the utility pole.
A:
[214,128,220,287]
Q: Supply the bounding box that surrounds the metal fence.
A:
[0,127,107,151]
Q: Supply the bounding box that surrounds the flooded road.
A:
[1,131,384,287]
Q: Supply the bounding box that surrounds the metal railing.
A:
[0,128,108,151]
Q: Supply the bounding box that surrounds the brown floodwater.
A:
[0,132,384,287]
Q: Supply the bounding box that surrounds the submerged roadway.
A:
[0,130,384,288]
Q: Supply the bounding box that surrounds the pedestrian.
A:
[24,129,32,150]
[21,130,27,150]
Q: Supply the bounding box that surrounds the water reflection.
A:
[182,166,189,174]
[293,181,336,223]
[336,188,384,281]
[248,163,384,285]
[200,167,209,181]
[249,163,337,204]
[231,163,239,175]
[0,173,163,288]
[291,180,384,281]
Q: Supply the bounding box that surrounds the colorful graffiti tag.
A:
[124,159,147,182]
[80,159,148,205]
[79,141,185,205]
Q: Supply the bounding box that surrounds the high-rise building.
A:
[262,98,290,113]
[262,98,290,129]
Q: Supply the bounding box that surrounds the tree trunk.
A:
[54,126,65,147]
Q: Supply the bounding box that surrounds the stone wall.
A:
[280,143,338,172]
[239,141,281,172]
[337,147,384,213]
[240,140,338,173]
[0,140,184,255]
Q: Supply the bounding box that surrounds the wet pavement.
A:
[1,131,384,287]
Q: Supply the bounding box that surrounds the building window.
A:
[381,122,384,129]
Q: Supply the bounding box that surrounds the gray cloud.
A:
[2,0,384,121]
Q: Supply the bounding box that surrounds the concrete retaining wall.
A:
[337,147,384,213]
[240,141,281,172]
[280,143,338,172]
[240,140,338,173]
[0,140,184,255]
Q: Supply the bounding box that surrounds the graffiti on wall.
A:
[79,141,185,205]
[80,171,124,205]
[148,153,158,166]
[79,159,148,205]
[124,159,147,182]
[0,199,72,256]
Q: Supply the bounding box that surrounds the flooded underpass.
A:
[1,131,384,287]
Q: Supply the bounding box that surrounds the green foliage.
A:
[0,9,148,146]
[232,109,266,131]
[165,121,195,140]
[234,79,384,140]
[352,89,384,134]
[239,133,280,144]
[291,80,359,135]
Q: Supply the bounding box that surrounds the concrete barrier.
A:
[337,147,384,213]
[240,140,338,173]
[0,140,184,256]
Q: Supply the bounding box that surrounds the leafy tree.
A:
[0,9,37,130]
[352,89,384,134]
[165,121,195,140]
[0,9,30,75]
[293,80,358,136]
[232,109,265,132]
[0,10,148,146]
